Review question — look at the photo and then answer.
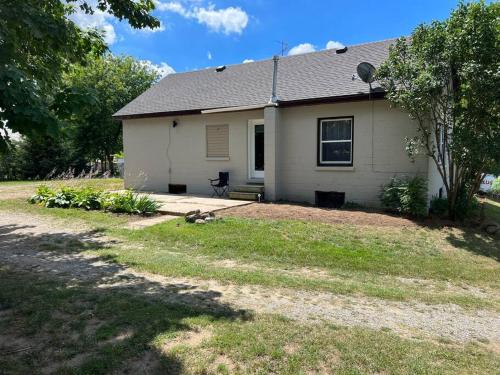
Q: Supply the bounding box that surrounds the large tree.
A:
[377,1,499,219]
[63,54,160,174]
[0,0,159,150]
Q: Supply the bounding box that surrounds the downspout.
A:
[268,55,279,105]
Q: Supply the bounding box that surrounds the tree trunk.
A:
[107,155,115,176]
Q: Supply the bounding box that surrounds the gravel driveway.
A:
[1,211,499,344]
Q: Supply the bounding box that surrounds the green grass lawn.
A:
[483,197,500,223]
[0,178,123,188]
[0,180,499,374]
[1,268,498,375]
[0,197,499,311]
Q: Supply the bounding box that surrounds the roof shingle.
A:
[114,39,395,118]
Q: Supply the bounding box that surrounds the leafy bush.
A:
[133,194,161,215]
[380,176,428,217]
[103,191,160,215]
[103,191,136,214]
[454,189,480,221]
[429,196,448,218]
[72,188,105,210]
[492,177,500,194]
[28,185,55,204]
[45,187,76,208]
[28,186,159,215]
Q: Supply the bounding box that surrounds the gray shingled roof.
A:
[114,39,395,118]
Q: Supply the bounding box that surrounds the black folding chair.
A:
[209,172,229,197]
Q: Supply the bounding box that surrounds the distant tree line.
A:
[0,54,160,180]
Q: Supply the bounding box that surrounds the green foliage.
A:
[28,185,55,204]
[492,177,500,194]
[381,176,428,217]
[377,1,500,220]
[103,191,160,215]
[133,194,162,215]
[45,187,76,208]
[72,187,105,210]
[0,53,159,180]
[62,54,160,174]
[429,196,448,218]
[0,0,160,149]
[0,142,21,180]
[28,186,159,215]
[454,189,480,221]
[17,136,72,179]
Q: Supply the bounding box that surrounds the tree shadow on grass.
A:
[445,227,499,261]
[0,223,251,374]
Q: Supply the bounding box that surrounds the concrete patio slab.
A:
[113,191,253,216]
[150,193,253,215]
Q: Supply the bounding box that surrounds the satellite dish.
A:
[356,62,376,84]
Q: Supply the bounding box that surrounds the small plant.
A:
[102,190,159,215]
[133,194,161,215]
[380,176,428,217]
[45,187,76,208]
[28,185,54,204]
[429,196,448,218]
[103,191,136,214]
[72,188,105,210]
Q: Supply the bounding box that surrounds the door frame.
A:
[247,119,264,180]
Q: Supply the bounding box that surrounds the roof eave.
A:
[113,92,386,120]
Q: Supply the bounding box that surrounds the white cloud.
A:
[193,6,248,34]
[288,43,316,56]
[154,1,188,16]
[242,59,254,63]
[207,51,212,60]
[326,40,345,50]
[70,7,117,45]
[140,60,176,77]
[155,1,249,34]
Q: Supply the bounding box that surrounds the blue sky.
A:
[74,0,463,75]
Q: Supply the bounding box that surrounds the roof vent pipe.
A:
[268,55,279,104]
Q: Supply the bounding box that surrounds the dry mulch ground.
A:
[220,202,419,227]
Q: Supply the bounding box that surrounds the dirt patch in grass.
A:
[220,202,419,227]
[162,327,212,352]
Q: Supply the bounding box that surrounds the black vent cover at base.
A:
[169,184,187,194]
[315,191,345,208]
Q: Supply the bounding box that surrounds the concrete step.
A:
[229,191,263,201]
[233,184,265,193]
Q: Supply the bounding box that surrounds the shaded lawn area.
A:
[0,268,498,375]
[0,198,499,311]
[483,197,500,223]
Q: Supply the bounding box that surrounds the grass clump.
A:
[28,185,159,215]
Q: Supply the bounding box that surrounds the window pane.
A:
[254,124,264,171]
[322,119,352,141]
[322,142,351,162]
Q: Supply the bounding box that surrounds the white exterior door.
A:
[248,120,264,180]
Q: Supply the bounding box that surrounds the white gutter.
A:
[201,104,267,114]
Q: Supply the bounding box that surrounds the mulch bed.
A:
[219,202,421,227]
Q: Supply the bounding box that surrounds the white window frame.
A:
[247,119,264,180]
[318,117,353,166]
